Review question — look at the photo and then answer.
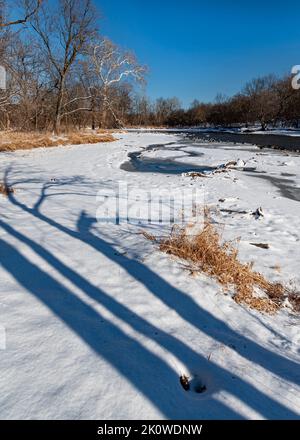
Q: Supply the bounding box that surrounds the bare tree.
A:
[0,0,42,28]
[154,97,181,126]
[30,0,97,132]
[243,75,280,130]
[91,38,147,127]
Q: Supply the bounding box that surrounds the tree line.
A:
[129,75,300,130]
[1,1,299,132]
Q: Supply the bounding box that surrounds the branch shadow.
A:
[0,223,240,419]
[0,174,298,418]
[2,169,300,418]
[2,219,299,418]
[76,213,300,387]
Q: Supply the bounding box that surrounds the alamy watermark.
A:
[0,65,6,90]
[96,182,204,228]
[291,65,300,90]
[0,326,6,350]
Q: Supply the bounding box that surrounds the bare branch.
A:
[0,1,42,28]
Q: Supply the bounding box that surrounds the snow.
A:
[0,132,299,420]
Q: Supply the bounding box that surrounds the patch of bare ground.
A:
[144,218,299,314]
[0,131,115,152]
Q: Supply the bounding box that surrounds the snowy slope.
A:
[0,133,299,420]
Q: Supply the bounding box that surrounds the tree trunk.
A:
[260,120,267,131]
[91,95,95,130]
[53,78,65,133]
[6,112,10,130]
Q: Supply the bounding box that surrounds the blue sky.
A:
[96,0,300,107]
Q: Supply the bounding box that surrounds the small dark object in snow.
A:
[195,384,207,394]
[286,291,300,313]
[219,198,226,203]
[224,160,238,168]
[252,207,264,219]
[184,171,210,178]
[180,375,190,391]
[221,208,248,215]
[0,184,14,196]
[250,242,270,249]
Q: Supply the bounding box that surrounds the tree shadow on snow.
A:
[1,169,300,419]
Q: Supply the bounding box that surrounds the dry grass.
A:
[0,131,115,152]
[96,128,127,134]
[0,183,14,196]
[144,219,299,314]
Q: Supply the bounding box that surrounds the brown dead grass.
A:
[0,131,115,152]
[0,183,14,196]
[96,128,127,134]
[144,219,299,314]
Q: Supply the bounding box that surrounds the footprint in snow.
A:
[180,374,207,396]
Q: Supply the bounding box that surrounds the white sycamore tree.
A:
[91,38,147,127]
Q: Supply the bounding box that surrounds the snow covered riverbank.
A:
[0,132,299,419]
